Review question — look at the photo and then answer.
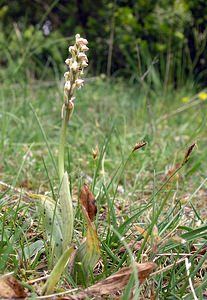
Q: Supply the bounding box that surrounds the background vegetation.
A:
[1,0,207,86]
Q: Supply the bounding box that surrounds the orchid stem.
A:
[58,107,72,182]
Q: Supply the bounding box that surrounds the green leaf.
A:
[42,246,75,295]
[35,194,63,261]
[59,172,74,252]
[21,240,45,260]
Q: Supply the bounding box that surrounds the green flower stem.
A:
[58,106,73,181]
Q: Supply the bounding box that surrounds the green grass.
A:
[0,77,207,299]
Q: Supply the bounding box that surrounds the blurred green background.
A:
[1,0,207,86]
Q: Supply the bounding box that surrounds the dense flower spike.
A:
[59,34,89,181]
[63,34,89,112]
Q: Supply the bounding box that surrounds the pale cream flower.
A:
[75,79,84,88]
[68,46,76,55]
[78,52,88,62]
[64,72,70,79]
[75,34,80,40]
[80,45,89,52]
[75,34,88,46]
[65,58,72,65]
[81,61,88,68]
[64,81,71,91]
[70,61,79,71]
[68,99,74,110]
[70,96,75,103]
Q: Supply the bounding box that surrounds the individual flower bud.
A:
[80,45,89,52]
[69,46,76,55]
[68,98,74,110]
[64,80,71,92]
[81,61,88,68]
[76,34,88,46]
[70,61,79,72]
[70,96,75,104]
[65,58,72,65]
[75,79,84,88]
[64,71,70,80]
[75,34,80,40]
[78,52,88,62]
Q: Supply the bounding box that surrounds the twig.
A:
[0,180,28,195]
[150,258,185,277]
[27,275,49,284]
[35,288,80,299]
[185,257,198,300]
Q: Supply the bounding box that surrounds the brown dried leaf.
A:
[118,241,142,255]
[191,244,207,258]
[70,185,100,285]
[69,262,156,299]
[135,225,146,237]
[92,144,99,160]
[132,141,147,152]
[80,184,97,221]
[0,275,27,299]
[182,143,196,165]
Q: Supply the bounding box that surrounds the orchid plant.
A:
[41,35,100,294]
